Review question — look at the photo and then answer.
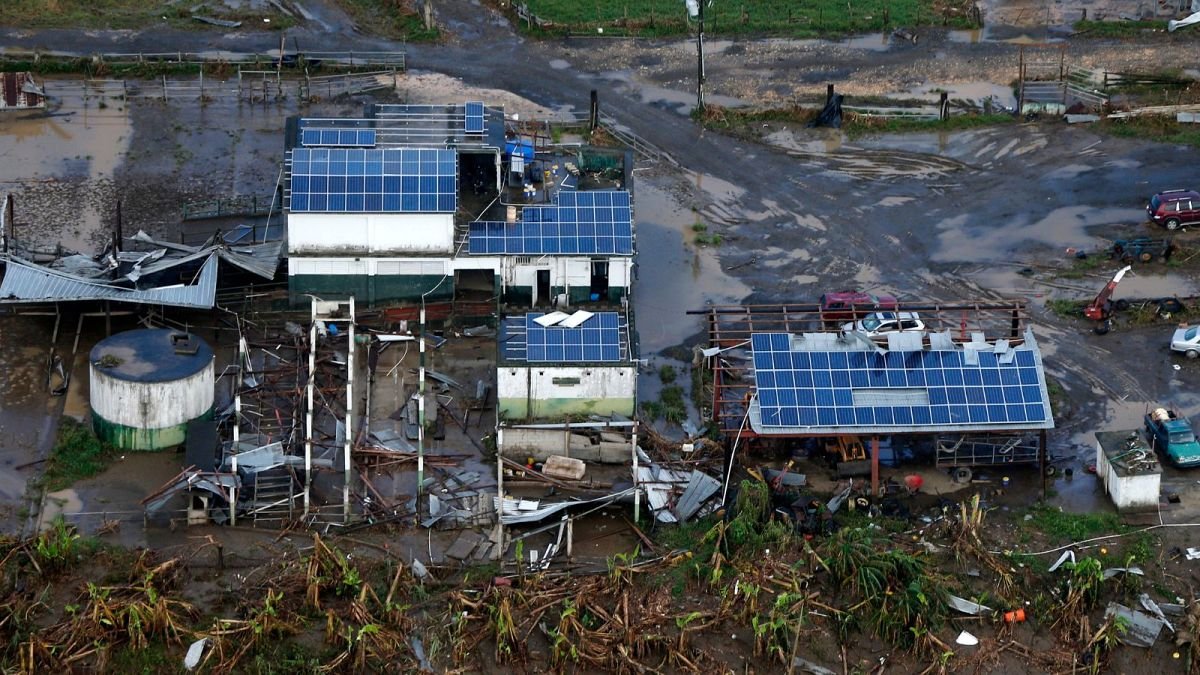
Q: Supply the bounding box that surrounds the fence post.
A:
[939,92,949,121]
[589,89,599,131]
[826,83,834,105]
[162,74,168,101]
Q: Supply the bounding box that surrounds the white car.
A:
[1172,325,1200,358]
[842,311,925,337]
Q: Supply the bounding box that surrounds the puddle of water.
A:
[1111,270,1200,300]
[597,70,748,114]
[762,128,845,154]
[838,32,893,51]
[933,206,1147,263]
[898,81,1017,110]
[548,59,571,70]
[634,182,750,354]
[0,102,133,252]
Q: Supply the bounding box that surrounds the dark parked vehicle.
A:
[819,291,898,327]
[1148,189,1200,230]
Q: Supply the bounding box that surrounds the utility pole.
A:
[686,0,706,113]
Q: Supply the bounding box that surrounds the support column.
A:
[871,436,880,497]
[344,298,355,523]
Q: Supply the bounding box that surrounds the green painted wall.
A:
[498,396,635,420]
[92,407,213,451]
[289,274,453,307]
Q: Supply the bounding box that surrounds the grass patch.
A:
[1023,504,1126,543]
[1057,253,1106,279]
[641,384,687,424]
[658,364,678,384]
[694,233,723,246]
[42,418,115,492]
[843,112,1015,138]
[1073,19,1168,37]
[508,0,978,38]
[1097,115,1200,149]
[0,0,294,30]
[1046,298,1086,319]
[333,0,440,41]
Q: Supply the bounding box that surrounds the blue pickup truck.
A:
[1144,408,1200,468]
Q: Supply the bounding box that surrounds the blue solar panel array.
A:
[467,191,633,255]
[751,333,1049,429]
[289,148,457,213]
[525,313,623,362]
[465,101,485,134]
[301,128,377,148]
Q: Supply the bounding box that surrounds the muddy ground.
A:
[4,0,1200,672]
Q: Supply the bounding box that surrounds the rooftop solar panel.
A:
[467,190,634,255]
[289,147,456,213]
[465,101,485,134]
[300,128,377,148]
[750,333,1050,431]
[524,312,623,363]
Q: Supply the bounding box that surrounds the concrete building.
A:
[283,103,635,307]
[496,310,636,420]
[1096,431,1161,513]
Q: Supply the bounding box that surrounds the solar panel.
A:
[465,101,485,134]
[300,128,377,148]
[750,333,1049,430]
[467,190,633,255]
[524,312,623,363]
[289,147,457,213]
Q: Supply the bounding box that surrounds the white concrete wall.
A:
[289,257,504,278]
[90,361,214,429]
[500,257,632,290]
[1096,440,1161,512]
[498,365,636,418]
[288,212,455,255]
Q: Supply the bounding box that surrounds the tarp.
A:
[808,94,844,129]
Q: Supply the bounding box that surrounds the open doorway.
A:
[589,260,609,302]
[536,269,551,306]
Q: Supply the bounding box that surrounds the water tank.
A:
[89,329,215,451]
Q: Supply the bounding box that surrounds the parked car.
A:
[842,311,925,337]
[1148,189,1200,230]
[819,291,898,327]
[1144,407,1200,468]
[1172,324,1200,358]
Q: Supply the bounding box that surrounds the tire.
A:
[1093,321,1111,335]
[1167,218,1182,230]
[1188,350,1200,360]
[1140,252,1154,262]
[1114,299,1130,311]
[1158,298,1185,314]
[951,467,973,483]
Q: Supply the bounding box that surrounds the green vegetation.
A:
[1073,19,1168,37]
[0,0,294,30]
[658,364,677,384]
[1097,115,1200,149]
[333,0,440,41]
[694,233,723,246]
[690,222,707,233]
[1046,298,1086,319]
[1023,504,1126,542]
[42,417,116,492]
[511,0,979,38]
[1057,252,1106,280]
[641,384,687,424]
[844,112,1015,138]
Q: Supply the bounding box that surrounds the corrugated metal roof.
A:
[0,254,218,308]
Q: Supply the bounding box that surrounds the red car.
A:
[1148,189,1200,230]
[819,291,898,326]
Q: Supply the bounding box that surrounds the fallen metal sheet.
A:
[947,594,994,616]
[1048,549,1075,572]
[637,466,676,523]
[445,530,486,560]
[674,470,721,522]
[533,311,570,327]
[763,467,807,487]
[0,254,218,309]
[1065,114,1100,124]
[494,489,633,525]
[1102,566,1144,580]
[1140,593,1176,633]
[955,630,979,646]
[1104,602,1164,648]
[142,471,238,513]
[227,442,286,473]
[425,369,463,390]
[792,657,837,675]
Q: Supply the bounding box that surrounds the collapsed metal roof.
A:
[0,254,218,308]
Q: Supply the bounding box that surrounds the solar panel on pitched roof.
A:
[465,101,485,134]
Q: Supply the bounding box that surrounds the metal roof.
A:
[297,102,506,150]
[89,329,213,382]
[0,254,218,309]
[127,231,282,281]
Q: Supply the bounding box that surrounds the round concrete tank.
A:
[89,329,215,451]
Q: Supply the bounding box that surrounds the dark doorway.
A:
[589,260,609,302]
[536,269,551,306]
[454,269,495,302]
